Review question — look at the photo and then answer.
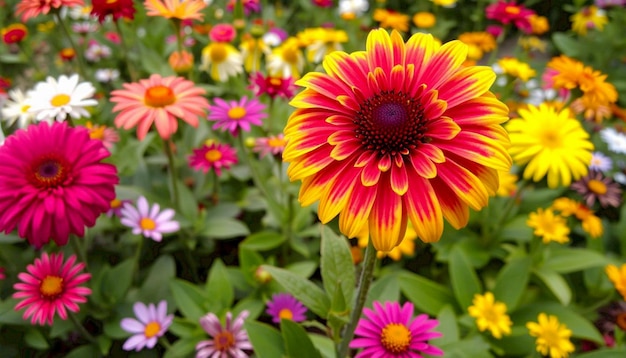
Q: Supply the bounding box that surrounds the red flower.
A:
[91,0,136,23]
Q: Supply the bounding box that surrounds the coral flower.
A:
[527,313,575,358]
[283,29,511,251]
[110,74,209,140]
[196,310,252,358]
[266,293,307,323]
[507,104,593,188]
[13,252,91,326]
[144,0,206,21]
[208,96,267,136]
[0,122,118,247]
[16,0,84,22]
[468,292,512,339]
[188,141,238,176]
[350,301,443,357]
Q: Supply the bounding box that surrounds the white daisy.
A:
[600,128,626,154]
[26,74,97,123]
[1,88,35,128]
[338,0,369,18]
[94,69,120,83]
[266,38,304,79]
[200,42,244,82]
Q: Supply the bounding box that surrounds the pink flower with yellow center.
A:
[13,252,91,326]
[265,293,307,323]
[207,96,267,136]
[120,301,174,351]
[110,74,209,140]
[283,29,511,251]
[485,0,535,34]
[254,134,287,159]
[188,141,238,176]
[120,196,180,242]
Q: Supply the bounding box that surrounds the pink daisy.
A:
[266,293,307,323]
[120,300,174,351]
[248,72,296,100]
[110,74,210,141]
[107,197,131,217]
[350,301,443,358]
[196,310,253,358]
[485,0,535,34]
[207,96,267,136]
[253,134,286,159]
[0,122,118,248]
[16,0,84,22]
[120,196,180,242]
[13,252,91,326]
[209,24,236,43]
[85,121,120,150]
[189,141,238,176]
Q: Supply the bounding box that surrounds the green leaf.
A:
[492,256,532,310]
[169,279,208,321]
[511,302,603,343]
[543,248,609,273]
[202,218,250,239]
[63,344,100,358]
[263,265,330,318]
[240,230,286,251]
[432,305,459,346]
[140,254,176,302]
[439,335,492,358]
[309,334,336,358]
[0,298,29,325]
[233,297,266,320]
[101,258,135,304]
[285,261,317,278]
[532,267,572,305]
[398,271,456,315]
[239,247,265,284]
[245,321,285,358]
[281,320,323,358]
[205,259,234,311]
[365,272,400,308]
[24,328,49,350]
[577,348,626,357]
[320,226,355,310]
[164,337,200,358]
[552,33,583,57]
[176,180,198,220]
[449,246,482,310]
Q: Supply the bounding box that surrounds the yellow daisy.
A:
[497,57,536,82]
[373,9,410,32]
[496,169,518,197]
[570,5,608,36]
[266,37,304,79]
[506,104,593,188]
[606,264,626,301]
[468,292,512,339]
[200,42,244,82]
[527,313,575,358]
[297,27,349,63]
[527,208,570,244]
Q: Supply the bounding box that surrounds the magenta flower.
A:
[0,267,5,280]
[266,293,307,323]
[253,134,286,159]
[196,310,253,358]
[0,122,118,248]
[209,23,236,42]
[13,252,91,326]
[486,0,535,34]
[248,72,296,99]
[188,141,238,176]
[120,301,174,351]
[350,301,443,358]
[120,196,180,241]
[207,96,267,136]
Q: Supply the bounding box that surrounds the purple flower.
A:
[350,301,443,358]
[266,293,307,323]
[571,171,623,208]
[589,152,613,172]
[208,96,267,136]
[120,196,180,241]
[120,301,174,351]
[196,310,253,358]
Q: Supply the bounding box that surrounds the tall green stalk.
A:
[54,12,87,79]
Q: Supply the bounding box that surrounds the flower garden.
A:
[1,0,626,357]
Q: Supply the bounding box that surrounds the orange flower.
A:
[144,0,206,21]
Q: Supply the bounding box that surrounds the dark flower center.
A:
[355,90,426,156]
[617,313,626,331]
[215,331,235,352]
[30,156,70,189]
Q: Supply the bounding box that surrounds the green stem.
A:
[163,139,180,210]
[159,336,173,350]
[133,236,144,284]
[68,311,97,344]
[54,12,87,79]
[69,235,88,270]
[114,20,139,82]
[337,239,377,358]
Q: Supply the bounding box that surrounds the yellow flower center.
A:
[20,104,30,113]
[380,323,411,354]
[269,77,283,86]
[50,94,70,107]
[210,43,228,63]
[278,308,293,320]
[144,321,161,338]
[268,137,286,148]
[505,6,521,15]
[205,149,223,162]
[540,130,561,149]
[107,0,118,3]
[111,198,122,208]
[587,179,607,195]
[227,106,247,120]
[89,126,106,141]
[214,331,235,352]
[140,217,157,230]
[40,275,63,298]
[282,47,299,64]
[144,85,176,108]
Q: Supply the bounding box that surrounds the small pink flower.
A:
[188,141,238,176]
[13,252,91,326]
[210,24,236,42]
[207,96,267,136]
[248,72,296,99]
[253,134,286,159]
[120,196,180,241]
[121,301,174,351]
[266,293,307,323]
[196,310,253,358]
